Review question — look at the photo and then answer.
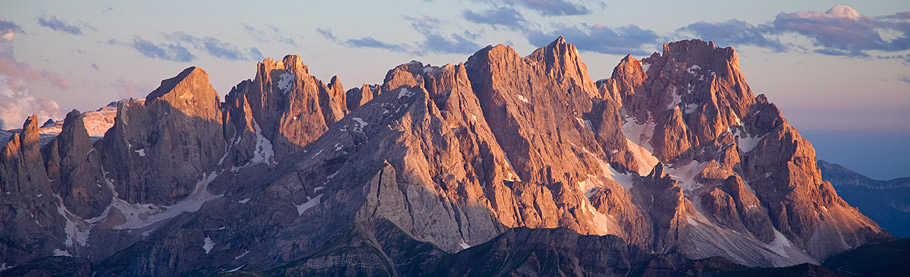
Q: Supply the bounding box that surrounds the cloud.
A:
[131,36,195,62]
[678,20,786,52]
[201,38,247,60]
[242,24,298,46]
[0,19,22,56]
[119,31,262,62]
[249,47,264,61]
[420,33,482,54]
[0,89,62,129]
[527,24,660,55]
[0,57,70,90]
[316,28,337,42]
[510,0,590,16]
[0,17,63,129]
[111,77,153,100]
[899,75,910,84]
[330,16,482,55]
[166,31,267,61]
[771,5,910,56]
[407,15,482,54]
[463,7,528,30]
[345,36,409,52]
[37,15,84,35]
[242,24,268,43]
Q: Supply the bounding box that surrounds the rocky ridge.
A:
[0,37,890,274]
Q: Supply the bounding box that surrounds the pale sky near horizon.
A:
[1,0,908,179]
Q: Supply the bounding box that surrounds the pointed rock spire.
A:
[145,66,221,121]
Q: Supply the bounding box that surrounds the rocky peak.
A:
[144,67,221,121]
[527,37,597,96]
[598,55,645,103]
[225,55,348,159]
[42,110,112,218]
[55,110,92,156]
[101,67,226,205]
[0,37,893,274]
[381,61,427,92]
[21,115,41,152]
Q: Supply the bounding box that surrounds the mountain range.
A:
[0,37,899,275]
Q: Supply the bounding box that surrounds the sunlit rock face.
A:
[0,38,889,274]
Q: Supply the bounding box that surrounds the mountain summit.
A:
[0,37,889,275]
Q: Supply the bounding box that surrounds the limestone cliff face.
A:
[101,67,226,205]
[0,116,66,266]
[599,39,887,262]
[43,110,111,219]
[0,38,890,274]
[225,55,349,158]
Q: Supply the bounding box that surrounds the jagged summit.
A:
[0,37,890,275]
[142,66,221,121]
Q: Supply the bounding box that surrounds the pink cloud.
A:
[0,17,66,129]
[111,77,152,99]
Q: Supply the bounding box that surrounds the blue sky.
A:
[1,0,908,179]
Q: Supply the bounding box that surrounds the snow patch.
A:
[641,62,650,72]
[625,138,659,176]
[134,149,145,157]
[667,160,709,192]
[234,250,250,260]
[203,236,215,254]
[277,72,294,93]
[684,103,699,114]
[351,117,368,133]
[767,230,793,258]
[666,86,682,110]
[397,88,414,99]
[225,265,244,273]
[111,171,223,230]
[53,249,72,257]
[575,117,594,131]
[459,240,471,250]
[238,198,250,204]
[686,64,701,75]
[732,128,765,153]
[249,119,275,165]
[609,166,636,190]
[296,194,323,215]
[577,179,601,199]
[56,194,89,247]
[516,94,530,103]
[580,196,617,235]
[622,115,659,176]
[502,154,521,182]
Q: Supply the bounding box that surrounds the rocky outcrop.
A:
[43,110,111,219]
[100,67,226,205]
[598,39,888,263]
[225,55,349,158]
[0,38,891,274]
[0,116,67,266]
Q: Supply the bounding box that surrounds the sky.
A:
[0,0,908,179]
